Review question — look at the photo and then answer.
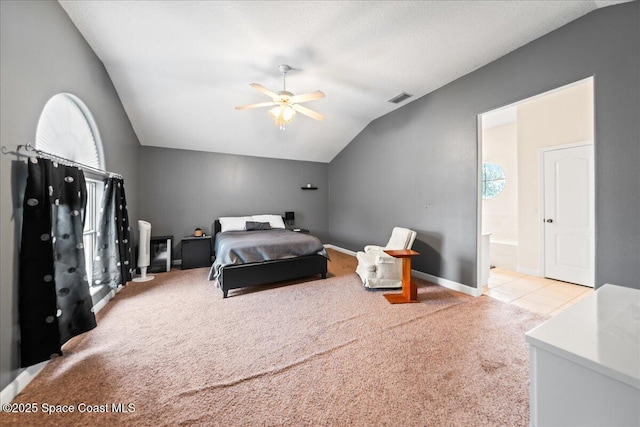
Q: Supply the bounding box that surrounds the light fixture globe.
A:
[269,103,296,130]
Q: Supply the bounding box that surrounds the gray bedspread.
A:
[208,229,327,280]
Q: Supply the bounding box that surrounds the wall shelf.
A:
[301,187,318,190]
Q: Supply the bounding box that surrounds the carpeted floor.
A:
[1,249,548,426]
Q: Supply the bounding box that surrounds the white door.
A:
[543,144,594,287]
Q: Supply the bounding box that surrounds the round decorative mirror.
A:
[482,162,506,200]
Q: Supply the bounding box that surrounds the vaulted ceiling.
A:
[59,1,625,163]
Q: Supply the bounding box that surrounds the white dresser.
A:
[525,284,640,427]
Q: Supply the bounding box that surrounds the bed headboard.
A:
[213,216,287,237]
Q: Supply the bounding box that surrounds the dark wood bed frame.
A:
[213,220,327,298]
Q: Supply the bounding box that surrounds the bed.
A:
[208,215,328,298]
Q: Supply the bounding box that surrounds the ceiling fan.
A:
[235,64,325,130]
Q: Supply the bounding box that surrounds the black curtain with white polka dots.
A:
[19,157,97,367]
[92,177,133,290]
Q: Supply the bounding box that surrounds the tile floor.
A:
[483,268,593,316]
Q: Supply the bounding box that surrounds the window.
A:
[36,93,105,291]
[482,163,506,200]
[83,179,103,287]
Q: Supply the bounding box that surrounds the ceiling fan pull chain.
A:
[282,65,288,92]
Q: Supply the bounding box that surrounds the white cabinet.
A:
[525,284,640,426]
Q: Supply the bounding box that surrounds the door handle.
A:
[546,219,553,223]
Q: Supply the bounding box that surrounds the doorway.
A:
[477,77,595,315]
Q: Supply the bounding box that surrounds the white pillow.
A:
[252,214,286,229]
[219,216,253,232]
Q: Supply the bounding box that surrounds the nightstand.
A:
[181,236,212,269]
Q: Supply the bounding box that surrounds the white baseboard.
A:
[324,244,356,256]
[91,286,119,314]
[411,270,483,297]
[325,244,482,297]
[0,285,119,404]
[517,266,542,277]
[0,361,48,405]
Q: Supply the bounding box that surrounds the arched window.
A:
[36,93,105,287]
[35,93,104,169]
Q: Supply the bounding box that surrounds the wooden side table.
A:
[382,249,420,304]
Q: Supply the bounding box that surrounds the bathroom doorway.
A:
[477,77,595,315]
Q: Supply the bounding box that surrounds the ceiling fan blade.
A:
[292,104,325,121]
[288,91,325,104]
[235,101,276,110]
[250,83,279,100]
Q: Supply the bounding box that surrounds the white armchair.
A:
[355,227,417,289]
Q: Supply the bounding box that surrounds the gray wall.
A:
[140,146,329,259]
[0,1,141,390]
[329,2,640,290]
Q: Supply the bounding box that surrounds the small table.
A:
[382,249,420,304]
[181,236,212,270]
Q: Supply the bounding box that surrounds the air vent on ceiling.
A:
[388,92,413,104]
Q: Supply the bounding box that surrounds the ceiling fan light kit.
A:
[269,105,296,129]
[236,64,325,130]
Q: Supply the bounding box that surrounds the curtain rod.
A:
[1,143,123,180]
